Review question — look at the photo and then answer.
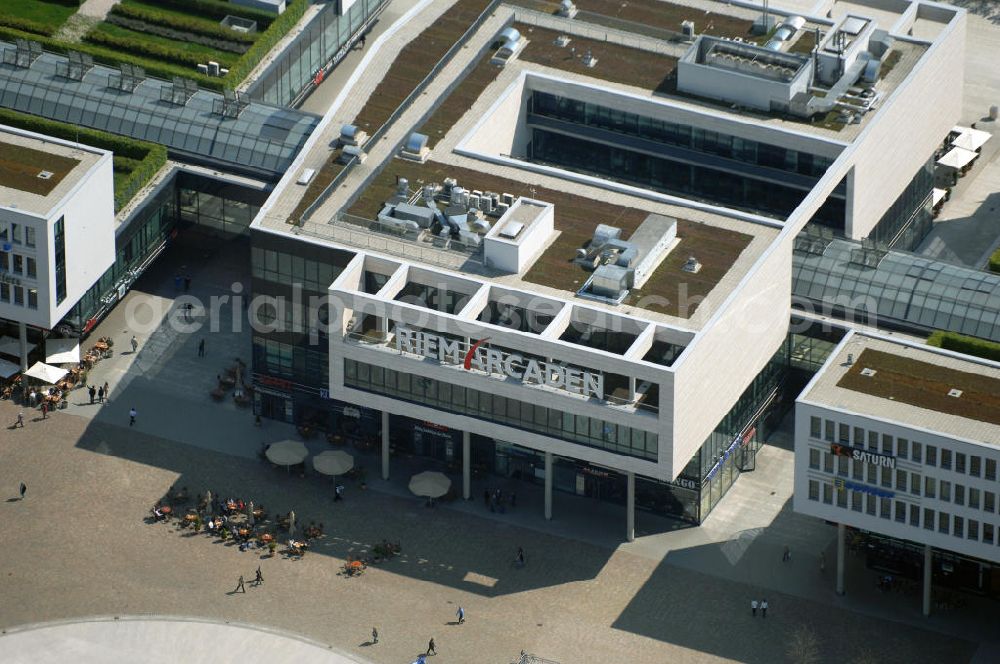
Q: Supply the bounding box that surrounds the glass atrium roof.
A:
[793,239,1000,342]
[0,43,319,179]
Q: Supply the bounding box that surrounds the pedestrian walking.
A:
[131,335,138,353]
[89,385,96,404]
[15,411,24,428]
[183,302,193,321]
[235,575,246,593]
[360,32,366,48]
[782,545,791,562]
[174,275,183,291]
[515,546,526,567]
[751,599,758,616]
[371,626,378,644]
[97,386,104,403]
[19,482,26,499]
[41,402,48,419]
[103,381,110,400]
[761,598,768,618]
[129,407,137,426]
[426,638,436,655]
[335,484,344,502]
[198,338,205,357]
[254,566,263,585]
[456,606,465,624]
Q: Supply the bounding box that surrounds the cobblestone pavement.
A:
[0,402,984,664]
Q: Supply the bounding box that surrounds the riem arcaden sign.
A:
[394,327,604,399]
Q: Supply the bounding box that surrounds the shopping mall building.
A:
[244,0,991,540]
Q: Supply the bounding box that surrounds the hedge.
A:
[111,3,256,45]
[927,331,1000,362]
[221,0,307,88]
[990,247,1000,273]
[85,27,237,69]
[148,0,277,28]
[0,107,167,211]
[0,25,222,91]
[0,14,57,37]
[47,0,85,6]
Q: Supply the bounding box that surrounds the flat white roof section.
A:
[802,333,1000,445]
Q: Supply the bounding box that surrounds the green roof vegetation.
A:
[927,331,1000,363]
[989,247,1000,274]
[345,160,752,319]
[837,348,1000,426]
[1,0,79,36]
[0,107,167,212]
[0,142,80,196]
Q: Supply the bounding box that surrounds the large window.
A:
[53,216,66,305]
[345,359,658,461]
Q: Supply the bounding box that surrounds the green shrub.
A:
[927,331,1000,362]
[0,107,166,212]
[0,14,57,37]
[111,3,256,44]
[148,0,276,28]
[222,0,306,88]
[0,25,222,91]
[990,247,1000,274]
[46,0,85,6]
[85,28,222,68]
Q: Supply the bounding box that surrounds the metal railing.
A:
[512,7,687,55]
[301,0,507,222]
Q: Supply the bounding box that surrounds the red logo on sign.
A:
[463,337,491,370]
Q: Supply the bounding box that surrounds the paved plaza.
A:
[1,231,997,663]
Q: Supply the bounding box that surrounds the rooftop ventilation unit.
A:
[492,27,526,65]
[681,20,695,38]
[56,51,94,81]
[498,221,524,239]
[860,367,877,377]
[948,388,963,398]
[109,63,146,92]
[339,124,368,147]
[682,256,702,273]
[558,0,577,18]
[3,39,43,69]
[160,77,198,106]
[213,88,249,118]
[37,171,54,180]
[399,132,430,163]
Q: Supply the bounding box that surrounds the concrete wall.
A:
[794,401,1000,564]
[670,231,793,474]
[844,11,965,238]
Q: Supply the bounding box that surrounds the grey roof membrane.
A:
[793,239,1000,342]
[0,43,319,179]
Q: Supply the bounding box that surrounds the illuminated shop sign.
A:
[394,327,604,399]
[830,444,896,469]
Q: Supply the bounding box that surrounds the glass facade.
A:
[866,159,935,251]
[344,359,659,460]
[526,91,844,221]
[246,0,389,106]
[53,216,66,305]
[177,172,267,236]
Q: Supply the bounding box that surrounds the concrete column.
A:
[544,452,553,520]
[923,544,933,617]
[381,410,390,481]
[462,430,471,500]
[18,321,28,371]
[836,522,846,595]
[626,471,635,542]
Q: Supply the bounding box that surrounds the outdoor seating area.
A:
[0,335,105,411]
[210,358,253,407]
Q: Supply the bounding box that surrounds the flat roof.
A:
[0,127,103,217]
[802,334,1000,445]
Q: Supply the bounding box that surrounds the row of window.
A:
[529,92,835,177]
[808,479,998,546]
[808,447,1000,517]
[344,359,659,461]
[0,283,38,309]
[809,416,997,479]
[251,246,342,292]
[0,252,37,279]
[0,222,37,248]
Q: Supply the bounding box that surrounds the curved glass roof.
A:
[793,238,1000,342]
[0,43,319,179]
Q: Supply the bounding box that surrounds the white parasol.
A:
[408,471,451,498]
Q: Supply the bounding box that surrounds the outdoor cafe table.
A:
[238,528,250,537]
[259,533,274,543]
[184,514,198,522]
[160,506,172,515]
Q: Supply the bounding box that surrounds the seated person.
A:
[152,506,164,521]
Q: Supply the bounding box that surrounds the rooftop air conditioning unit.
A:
[681,20,695,38]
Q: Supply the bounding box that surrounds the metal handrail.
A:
[301,0,506,223]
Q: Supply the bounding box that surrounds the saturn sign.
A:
[395,327,604,399]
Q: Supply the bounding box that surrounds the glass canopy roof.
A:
[0,43,319,179]
[793,238,1000,342]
